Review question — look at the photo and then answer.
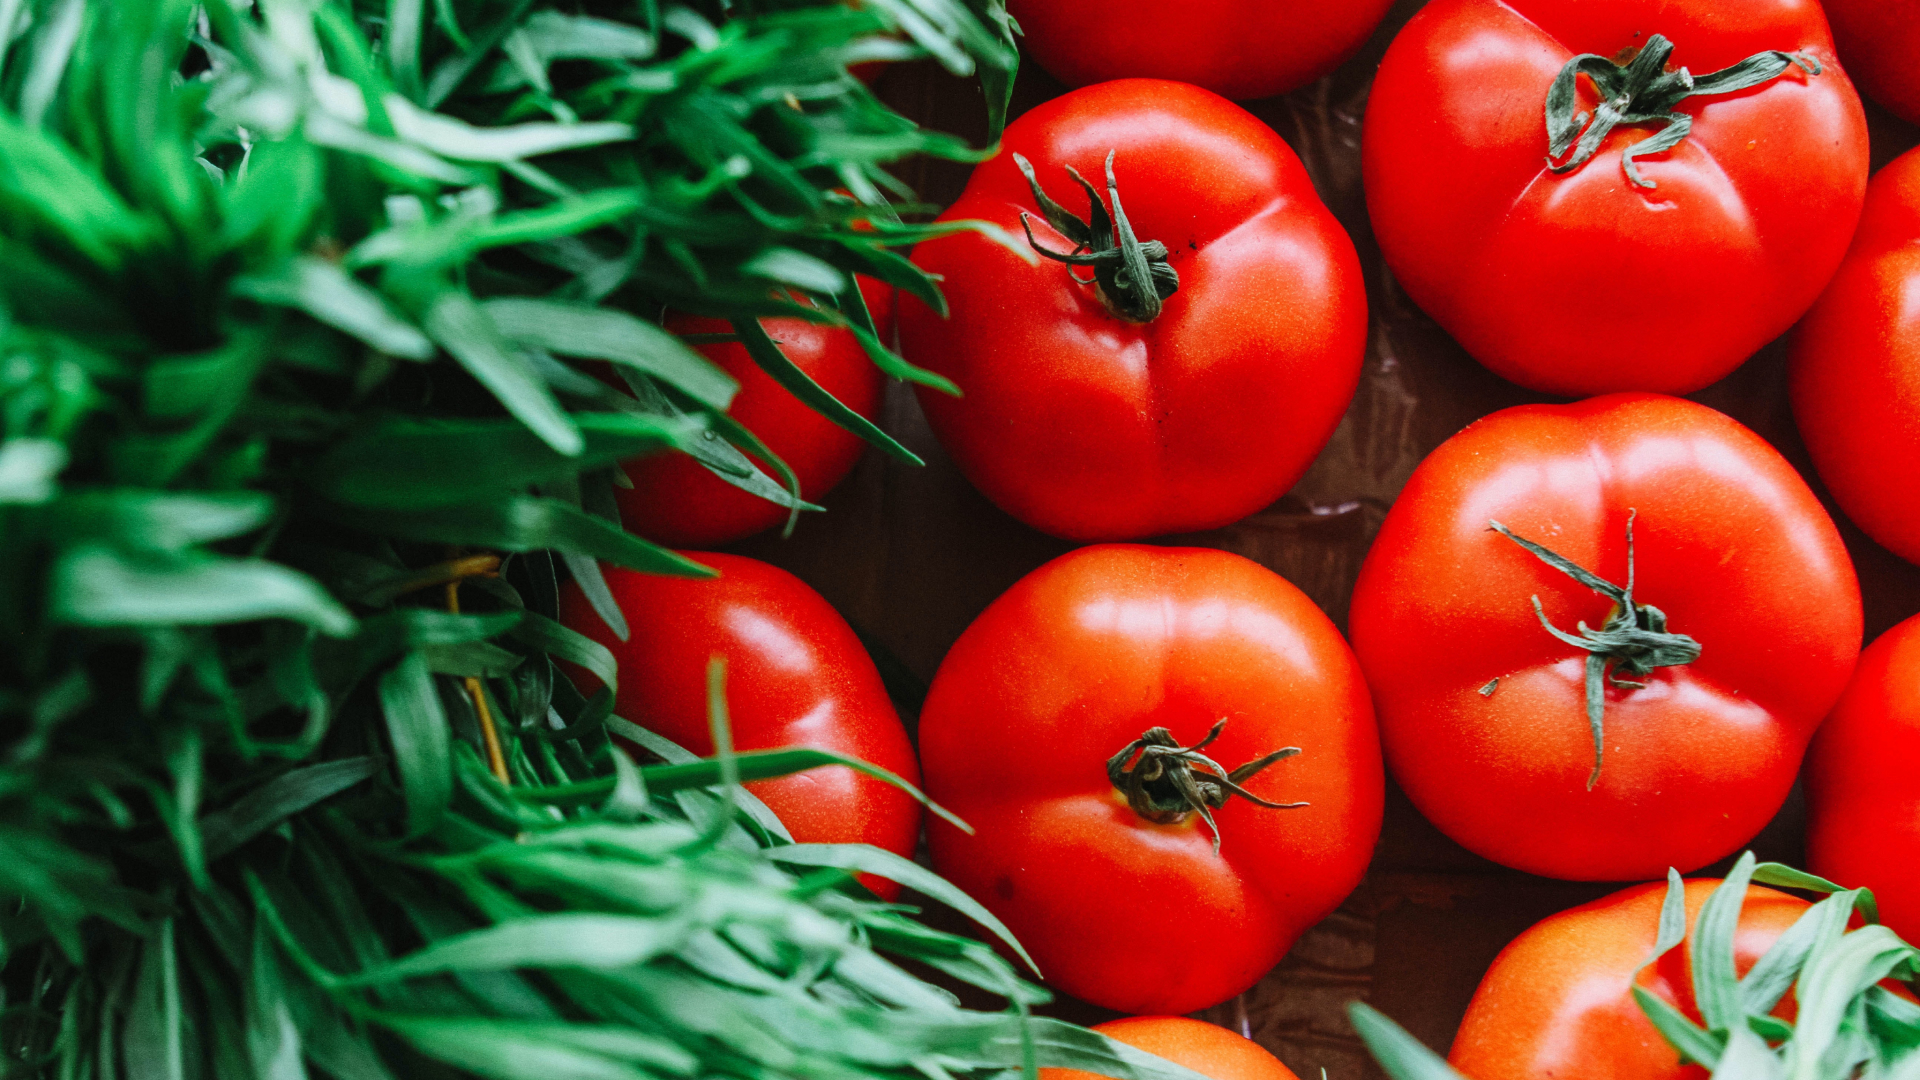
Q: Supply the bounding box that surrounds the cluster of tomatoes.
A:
[563,0,1920,1077]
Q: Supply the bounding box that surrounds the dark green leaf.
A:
[379,652,453,839]
[199,758,378,862]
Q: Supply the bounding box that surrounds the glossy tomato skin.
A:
[1007,0,1394,101]
[1450,880,1808,1080]
[1824,0,1920,125]
[899,80,1367,541]
[558,553,920,893]
[1789,147,1920,566]
[1349,394,1861,881]
[615,281,892,549]
[1806,613,1920,943]
[919,545,1383,1014]
[1041,1017,1299,1080]
[1364,0,1867,396]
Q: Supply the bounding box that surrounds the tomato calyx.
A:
[1489,510,1704,790]
[1105,718,1307,854]
[1013,149,1180,323]
[1544,34,1823,189]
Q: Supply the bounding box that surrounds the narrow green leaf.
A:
[381,1018,658,1080]
[733,317,921,465]
[379,653,452,839]
[559,551,630,642]
[307,412,702,510]
[426,291,583,456]
[1348,1003,1470,1080]
[199,758,378,862]
[740,248,847,294]
[771,844,1037,975]
[341,915,691,984]
[485,297,736,409]
[1743,892,1858,1018]
[386,96,632,162]
[516,11,656,61]
[510,611,617,690]
[234,257,434,360]
[47,490,273,550]
[51,545,355,636]
[1711,1025,1783,1079]
[1633,987,1725,1067]
[319,495,714,578]
[639,746,971,834]
[421,640,523,678]
[1694,852,1758,1032]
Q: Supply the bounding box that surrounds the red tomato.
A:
[558,553,920,896]
[918,545,1382,1014]
[1349,394,1861,881]
[615,281,892,549]
[1449,879,1808,1080]
[1789,146,1920,567]
[1806,612,1920,944]
[1006,0,1394,102]
[1363,0,1868,396]
[1041,1017,1299,1080]
[1824,0,1920,125]
[898,79,1367,541]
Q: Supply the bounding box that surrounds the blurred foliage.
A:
[0,3,1217,1079]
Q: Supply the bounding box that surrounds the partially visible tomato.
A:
[1789,145,1920,567]
[1364,0,1868,395]
[919,544,1382,1015]
[898,79,1367,541]
[1006,0,1394,101]
[1806,612,1920,944]
[1823,0,1920,125]
[1349,394,1861,881]
[615,280,893,549]
[1042,1017,1299,1080]
[559,553,920,896]
[1449,879,1808,1080]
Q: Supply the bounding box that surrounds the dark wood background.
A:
[732,2,1920,1075]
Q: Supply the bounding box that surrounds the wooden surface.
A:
[724,3,1920,1075]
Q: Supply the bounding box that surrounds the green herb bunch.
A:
[0,2,1209,1078]
[1351,852,1920,1079]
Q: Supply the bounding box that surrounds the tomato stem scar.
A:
[1544,34,1821,189]
[1012,149,1180,323]
[1488,510,1703,790]
[1106,718,1307,854]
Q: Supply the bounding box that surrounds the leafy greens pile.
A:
[0,2,1205,1079]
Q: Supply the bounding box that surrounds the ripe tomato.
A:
[1349,394,1861,881]
[558,553,920,895]
[1823,0,1920,125]
[614,281,892,549]
[1006,0,1394,102]
[1042,1017,1298,1080]
[918,545,1382,1015]
[1364,0,1868,396]
[1789,146,1920,567]
[1806,613,1920,944]
[898,79,1367,542]
[1449,879,1808,1080]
